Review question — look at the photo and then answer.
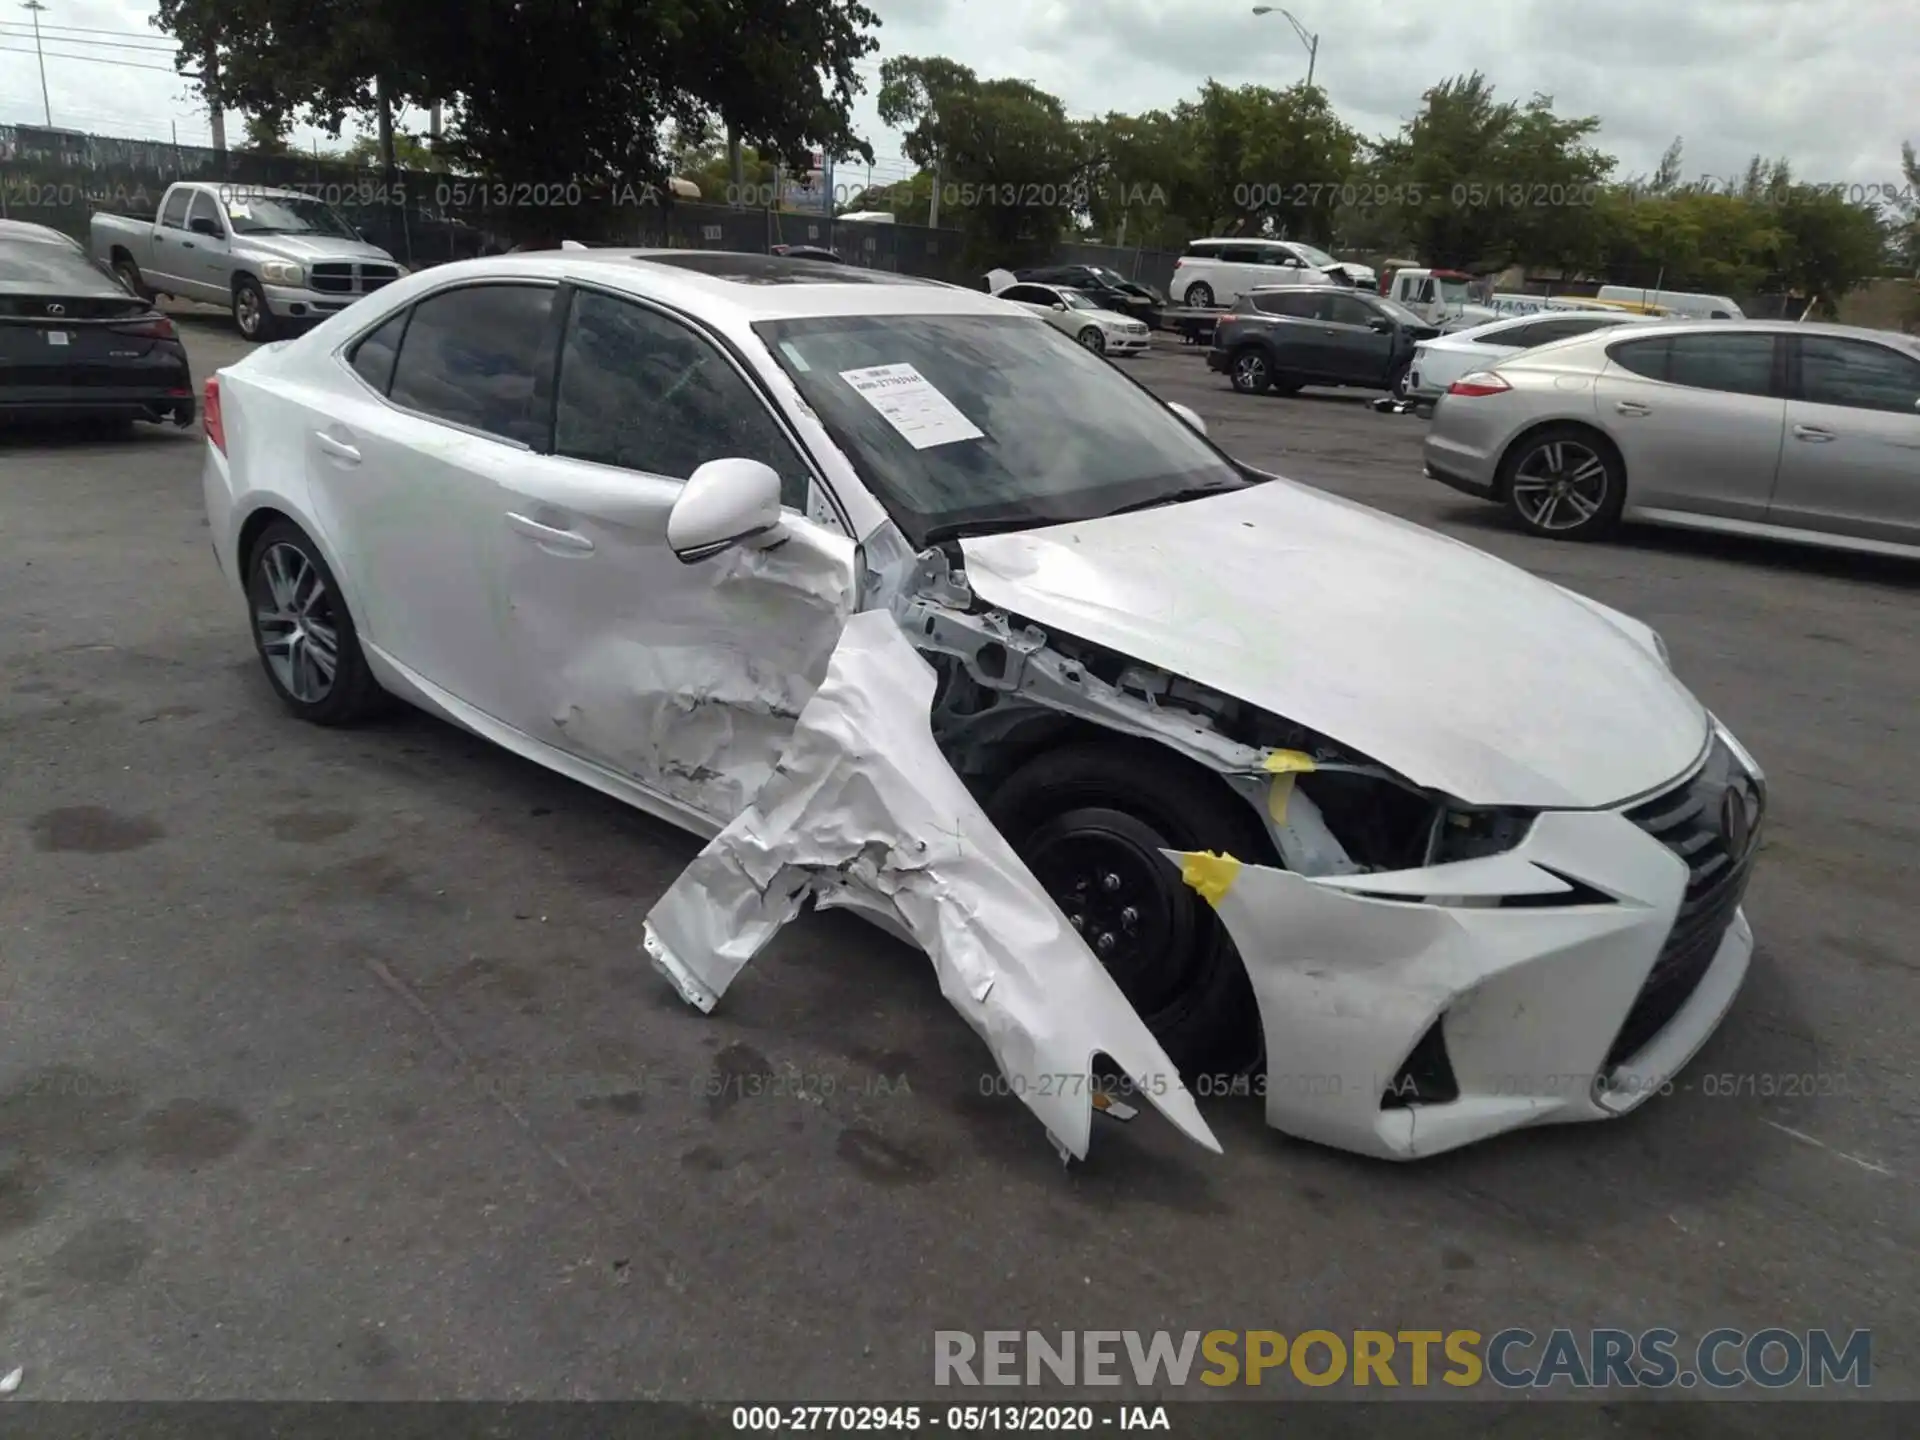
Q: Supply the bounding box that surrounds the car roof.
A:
[401,249,1018,324]
[1582,317,1915,346]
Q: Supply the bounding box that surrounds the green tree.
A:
[342,131,448,172]
[1367,73,1615,272]
[240,110,293,155]
[156,0,880,189]
[879,57,1088,267]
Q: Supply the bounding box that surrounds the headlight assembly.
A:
[258,260,304,286]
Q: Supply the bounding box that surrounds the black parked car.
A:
[1207,285,1438,402]
[1014,264,1161,323]
[1,230,194,428]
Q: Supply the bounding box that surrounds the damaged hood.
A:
[957,479,1709,808]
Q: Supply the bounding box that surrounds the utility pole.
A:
[927,159,940,228]
[204,46,226,155]
[727,122,743,196]
[21,0,52,126]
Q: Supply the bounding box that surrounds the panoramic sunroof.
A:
[636,251,945,286]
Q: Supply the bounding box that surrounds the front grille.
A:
[1607,735,1763,1067]
[310,262,353,294]
[308,263,399,296]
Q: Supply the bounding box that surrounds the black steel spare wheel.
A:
[987,741,1270,1075]
[1025,808,1202,1018]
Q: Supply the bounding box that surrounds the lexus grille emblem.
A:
[1720,782,1752,858]
[46,303,66,317]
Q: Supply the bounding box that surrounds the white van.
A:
[1169,238,1335,307]
[1597,286,1744,319]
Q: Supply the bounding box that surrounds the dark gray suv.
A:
[1208,286,1440,401]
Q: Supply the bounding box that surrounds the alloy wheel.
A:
[252,542,339,703]
[1079,326,1106,353]
[1233,352,1269,392]
[1510,440,1609,531]
[235,287,262,338]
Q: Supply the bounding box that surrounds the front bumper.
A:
[262,282,391,320]
[1181,730,1763,1160]
[1104,332,1152,354]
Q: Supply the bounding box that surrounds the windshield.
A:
[225,195,358,239]
[1292,243,1338,268]
[1059,290,1101,311]
[1437,278,1473,305]
[754,313,1247,546]
[1084,266,1128,287]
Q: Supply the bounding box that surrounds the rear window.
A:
[0,240,123,293]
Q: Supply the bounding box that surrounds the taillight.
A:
[110,315,177,340]
[204,376,226,454]
[1448,372,1511,398]
[1173,257,1185,267]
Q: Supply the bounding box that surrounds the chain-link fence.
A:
[0,123,972,280]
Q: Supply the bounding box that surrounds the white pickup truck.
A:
[90,181,405,340]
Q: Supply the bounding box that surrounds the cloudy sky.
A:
[3,0,1914,195]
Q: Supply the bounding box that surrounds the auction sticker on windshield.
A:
[838,362,984,450]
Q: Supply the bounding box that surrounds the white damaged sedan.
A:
[200,249,1765,1163]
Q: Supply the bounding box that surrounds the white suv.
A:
[1170,239,1334,308]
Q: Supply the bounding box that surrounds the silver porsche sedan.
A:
[1422,319,1920,556]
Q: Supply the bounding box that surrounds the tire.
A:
[232,276,278,342]
[1184,281,1215,308]
[986,741,1272,1076]
[1228,347,1272,394]
[112,256,151,301]
[1388,361,1415,402]
[1500,424,1626,541]
[245,521,389,725]
[1077,325,1106,354]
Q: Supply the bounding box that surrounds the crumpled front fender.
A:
[643,609,1219,1162]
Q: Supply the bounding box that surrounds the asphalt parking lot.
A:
[2,315,1916,1415]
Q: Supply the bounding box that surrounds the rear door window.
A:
[1252,291,1320,318]
[1609,336,1669,379]
[347,308,410,394]
[387,283,556,445]
[1666,332,1778,397]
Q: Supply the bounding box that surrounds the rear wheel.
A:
[1229,347,1272,394]
[1501,425,1626,541]
[987,742,1270,1076]
[112,256,150,301]
[1184,281,1215,308]
[245,521,388,724]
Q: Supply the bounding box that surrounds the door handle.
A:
[1791,424,1834,442]
[182,241,196,250]
[314,432,360,464]
[506,511,594,553]
[1615,401,1651,416]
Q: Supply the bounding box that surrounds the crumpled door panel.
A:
[643,609,1220,1161]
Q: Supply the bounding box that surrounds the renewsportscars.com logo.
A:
[933,1328,1872,1391]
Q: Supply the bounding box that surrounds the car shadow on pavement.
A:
[1437,503,1920,589]
[0,416,197,449]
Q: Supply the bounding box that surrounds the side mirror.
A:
[1051,302,1067,312]
[667,457,787,563]
[1167,401,1208,437]
[1368,316,1395,334]
[190,217,223,238]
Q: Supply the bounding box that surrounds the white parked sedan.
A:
[200,248,1764,1164]
[1408,310,1657,402]
[990,279,1152,355]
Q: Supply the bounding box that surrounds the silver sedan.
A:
[1422,319,1920,556]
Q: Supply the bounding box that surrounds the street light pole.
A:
[1251,5,1319,89]
[21,0,52,126]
